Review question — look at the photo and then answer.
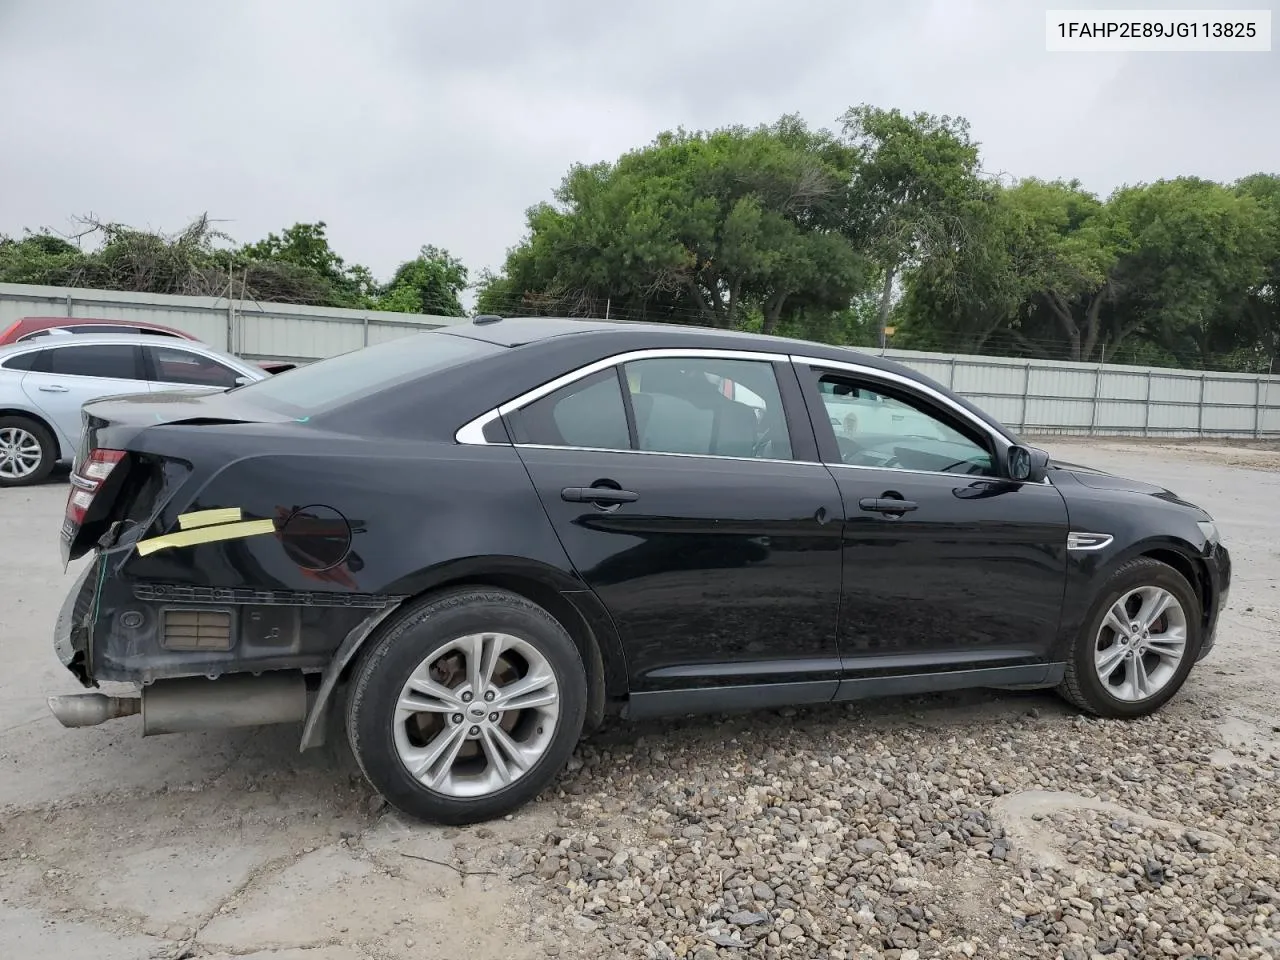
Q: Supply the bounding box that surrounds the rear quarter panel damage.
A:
[86,442,629,707]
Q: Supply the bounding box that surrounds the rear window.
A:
[1,349,43,371]
[228,330,499,413]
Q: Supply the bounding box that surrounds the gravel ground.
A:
[2,438,1278,959]
[506,699,1279,960]
[498,439,1280,960]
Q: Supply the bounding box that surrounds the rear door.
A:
[503,349,845,712]
[19,343,147,450]
[794,358,1070,674]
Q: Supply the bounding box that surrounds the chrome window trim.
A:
[827,461,995,481]
[454,347,791,446]
[455,408,503,445]
[452,346,1029,484]
[508,442,822,468]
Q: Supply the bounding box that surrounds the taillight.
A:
[65,448,126,529]
[0,319,19,343]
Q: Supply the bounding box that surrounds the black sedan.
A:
[47,317,1231,824]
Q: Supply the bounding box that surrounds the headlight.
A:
[1196,520,1219,545]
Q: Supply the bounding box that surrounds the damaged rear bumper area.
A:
[48,552,402,746]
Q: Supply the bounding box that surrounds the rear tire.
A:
[345,587,587,825]
[1057,557,1202,719]
[0,415,57,487]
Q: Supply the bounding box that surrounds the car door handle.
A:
[38,384,69,393]
[858,497,918,514]
[561,486,639,505]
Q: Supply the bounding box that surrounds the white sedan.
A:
[0,333,269,486]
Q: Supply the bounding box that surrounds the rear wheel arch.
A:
[0,407,67,459]
[348,559,626,723]
[420,571,614,731]
[0,410,62,485]
[344,584,589,823]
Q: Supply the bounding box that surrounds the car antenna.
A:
[472,314,503,325]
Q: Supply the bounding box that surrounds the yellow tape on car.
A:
[176,507,243,529]
[135,519,276,556]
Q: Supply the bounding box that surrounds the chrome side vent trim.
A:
[1066,532,1113,552]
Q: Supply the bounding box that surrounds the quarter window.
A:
[622,357,792,460]
[0,350,42,371]
[816,374,994,476]
[46,345,140,380]
[511,369,631,450]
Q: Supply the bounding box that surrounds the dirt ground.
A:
[1,438,1276,959]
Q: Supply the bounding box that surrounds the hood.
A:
[1049,459,1203,512]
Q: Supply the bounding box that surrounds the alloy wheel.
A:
[392,632,560,798]
[1093,585,1188,702]
[0,426,43,480]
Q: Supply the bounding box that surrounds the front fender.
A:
[1051,533,1212,661]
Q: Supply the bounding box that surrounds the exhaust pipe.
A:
[47,672,308,734]
[47,692,141,727]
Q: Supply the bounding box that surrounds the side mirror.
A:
[234,376,254,387]
[1006,444,1050,483]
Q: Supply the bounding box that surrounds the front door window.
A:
[815,376,994,477]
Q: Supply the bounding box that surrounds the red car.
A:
[0,316,295,373]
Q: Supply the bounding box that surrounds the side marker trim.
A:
[136,519,276,556]
[1066,531,1114,552]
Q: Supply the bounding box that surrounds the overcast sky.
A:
[1,0,1276,292]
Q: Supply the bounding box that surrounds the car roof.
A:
[439,315,911,374]
[434,315,1016,442]
[0,332,227,355]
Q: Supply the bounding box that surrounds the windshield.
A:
[229,330,500,414]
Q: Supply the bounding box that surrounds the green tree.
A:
[894,178,1108,356]
[375,245,469,316]
[478,116,870,335]
[1101,177,1269,368]
[239,222,375,307]
[898,176,1272,367]
[839,105,985,346]
[1225,173,1280,370]
[0,231,87,286]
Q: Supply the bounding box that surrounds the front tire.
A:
[0,415,57,487]
[1057,557,1202,718]
[345,587,587,825]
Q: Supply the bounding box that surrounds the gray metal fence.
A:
[878,347,1280,440]
[0,282,467,363]
[3,282,1277,439]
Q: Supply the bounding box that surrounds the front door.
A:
[143,344,245,391]
[799,363,1070,674]
[505,353,845,713]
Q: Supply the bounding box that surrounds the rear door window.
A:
[46,345,141,380]
[621,356,792,460]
